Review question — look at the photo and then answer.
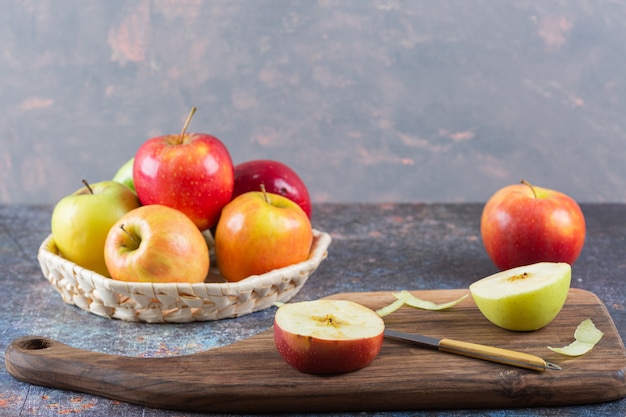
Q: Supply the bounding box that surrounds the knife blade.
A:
[384,329,561,372]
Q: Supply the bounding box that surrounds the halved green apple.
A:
[469,262,571,331]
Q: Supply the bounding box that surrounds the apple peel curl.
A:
[375,293,409,317]
[376,290,468,317]
[548,319,604,356]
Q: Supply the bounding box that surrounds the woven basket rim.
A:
[37,229,332,322]
[38,229,331,290]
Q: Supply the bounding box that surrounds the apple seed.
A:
[507,272,530,282]
[312,314,348,328]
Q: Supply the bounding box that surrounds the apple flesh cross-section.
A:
[469,262,571,331]
[273,300,385,374]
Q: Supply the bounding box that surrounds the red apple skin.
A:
[133,132,234,231]
[104,204,210,283]
[273,323,384,374]
[233,159,312,218]
[481,182,586,271]
[215,191,312,282]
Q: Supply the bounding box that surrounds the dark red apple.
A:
[233,160,312,218]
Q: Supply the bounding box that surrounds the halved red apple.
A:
[273,299,385,374]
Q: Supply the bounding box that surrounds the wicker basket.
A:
[37,229,332,323]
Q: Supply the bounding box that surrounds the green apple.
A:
[274,299,385,374]
[112,157,135,192]
[215,189,313,282]
[469,262,571,331]
[104,204,210,283]
[51,180,141,277]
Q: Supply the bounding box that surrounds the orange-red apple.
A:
[133,108,234,231]
[481,180,586,270]
[104,204,209,283]
[274,299,385,374]
[214,190,313,282]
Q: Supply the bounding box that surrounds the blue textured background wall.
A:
[2,0,625,204]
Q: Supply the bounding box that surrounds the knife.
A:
[384,329,561,372]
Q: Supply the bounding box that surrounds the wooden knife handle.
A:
[439,338,549,371]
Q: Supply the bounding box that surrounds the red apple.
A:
[51,180,140,277]
[233,159,312,218]
[274,299,385,374]
[481,180,586,270]
[104,204,210,283]
[133,108,234,231]
[214,189,313,282]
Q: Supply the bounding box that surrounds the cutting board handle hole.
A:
[18,337,53,351]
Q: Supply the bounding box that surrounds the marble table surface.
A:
[0,203,624,416]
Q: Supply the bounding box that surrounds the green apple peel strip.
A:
[376,293,410,317]
[548,319,604,356]
[376,291,468,317]
[398,290,468,310]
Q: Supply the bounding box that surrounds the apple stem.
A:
[120,224,141,249]
[520,179,537,199]
[82,179,94,195]
[178,106,197,144]
[260,183,270,204]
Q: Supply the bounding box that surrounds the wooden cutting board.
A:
[5,288,626,413]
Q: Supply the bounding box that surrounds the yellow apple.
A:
[51,181,140,277]
[469,262,571,331]
[274,299,385,374]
